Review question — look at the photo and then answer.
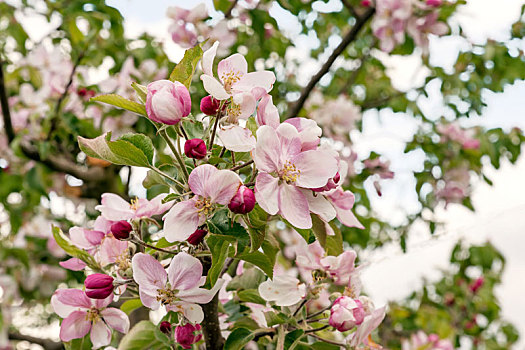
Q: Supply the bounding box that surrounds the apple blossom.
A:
[163,164,241,242]
[258,275,307,306]
[329,296,366,331]
[145,80,191,125]
[407,12,448,52]
[402,331,454,350]
[184,138,207,159]
[253,123,338,228]
[372,0,412,52]
[131,252,224,323]
[84,274,114,299]
[200,95,221,115]
[51,289,129,348]
[228,185,256,214]
[96,193,173,221]
[347,306,386,348]
[59,258,87,271]
[175,323,203,349]
[110,220,132,240]
[187,229,208,245]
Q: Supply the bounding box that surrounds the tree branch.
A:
[287,7,375,119]
[9,331,64,350]
[200,256,225,350]
[224,0,239,19]
[0,61,14,143]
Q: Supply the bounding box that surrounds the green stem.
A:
[160,129,189,183]
[151,166,185,189]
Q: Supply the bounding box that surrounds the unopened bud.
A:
[175,323,203,349]
[184,138,207,159]
[159,321,172,334]
[426,0,442,6]
[228,185,255,214]
[187,229,208,245]
[361,0,372,7]
[111,220,133,240]
[200,96,221,116]
[85,273,114,299]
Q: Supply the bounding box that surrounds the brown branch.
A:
[200,256,225,350]
[0,61,14,143]
[341,0,360,18]
[287,7,375,119]
[230,159,253,171]
[224,0,239,19]
[9,331,64,350]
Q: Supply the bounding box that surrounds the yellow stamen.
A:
[194,197,213,216]
[221,70,242,93]
[130,198,139,211]
[280,161,301,184]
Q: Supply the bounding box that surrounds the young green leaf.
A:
[91,94,146,116]
[52,226,100,270]
[169,43,204,88]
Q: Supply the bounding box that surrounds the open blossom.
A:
[51,289,129,348]
[145,80,191,125]
[372,0,412,52]
[96,193,173,221]
[163,164,241,242]
[258,275,307,306]
[347,306,386,348]
[254,123,338,229]
[407,12,448,52]
[437,123,480,150]
[132,252,224,323]
[402,331,454,350]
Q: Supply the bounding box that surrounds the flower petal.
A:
[90,320,112,349]
[167,252,203,291]
[278,184,312,229]
[231,92,256,119]
[254,173,279,215]
[99,235,128,266]
[217,54,247,83]
[302,190,336,223]
[95,193,133,221]
[254,125,281,172]
[131,253,167,293]
[169,302,205,324]
[59,311,91,342]
[204,170,241,205]
[139,289,160,310]
[101,308,130,334]
[176,278,225,304]
[217,125,256,152]
[201,75,230,100]
[163,199,201,242]
[234,71,276,93]
[258,275,306,306]
[293,150,338,188]
[275,123,302,161]
[52,289,92,317]
[188,164,218,196]
[201,41,219,77]
[59,258,87,271]
[257,94,280,128]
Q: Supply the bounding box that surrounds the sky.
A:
[10,0,525,348]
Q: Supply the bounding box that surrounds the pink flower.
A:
[320,250,357,285]
[169,23,198,48]
[159,321,172,334]
[283,118,323,151]
[258,275,307,306]
[163,164,241,242]
[51,289,129,349]
[145,80,191,125]
[217,124,256,152]
[132,252,224,323]
[326,188,364,229]
[59,258,87,271]
[469,277,484,293]
[228,185,256,214]
[372,0,412,52]
[175,323,203,349]
[347,306,386,348]
[256,93,280,129]
[98,234,129,267]
[253,124,338,229]
[402,331,454,350]
[96,193,173,221]
[84,274,114,299]
[200,95,222,115]
[110,220,133,240]
[69,227,105,253]
[184,138,207,159]
[407,12,448,52]
[329,296,366,331]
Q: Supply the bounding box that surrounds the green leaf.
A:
[238,289,266,305]
[118,321,171,350]
[237,250,274,278]
[169,43,204,88]
[206,234,235,287]
[284,329,304,350]
[246,205,268,251]
[120,299,143,315]
[227,266,266,291]
[311,215,343,256]
[78,132,154,167]
[131,82,148,103]
[264,311,289,327]
[246,117,258,136]
[91,94,146,116]
[64,335,92,350]
[224,328,255,350]
[52,226,100,270]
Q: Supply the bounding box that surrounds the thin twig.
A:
[0,61,14,143]
[208,113,221,151]
[305,325,330,334]
[287,7,375,118]
[160,129,189,182]
[292,299,308,317]
[230,159,254,171]
[309,333,347,348]
[179,124,189,140]
[133,236,178,255]
[224,0,239,19]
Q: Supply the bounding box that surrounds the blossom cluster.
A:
[47,40,386,349]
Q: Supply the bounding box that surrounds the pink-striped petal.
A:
[254,173,279,215]
[167,252,203,291]
[101,308,130,334]
[163,199,201,242]
[90,320,112,349]
[52,289,91,317]
[131,253,167,293]
[59,311,91,342]
[254,125,281,173]
[188,164,218,196]
[293,150,338,188]
[95,193,133,221]
[176,279,224,304]
[59,258,87,271]
[234,71,276,93]
[278,184,312,229]
[204,170,241,205]
[217,125,256,152]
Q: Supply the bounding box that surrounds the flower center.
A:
[85,307,101,323]
[280,161,300,184]
[226,102,241,123]
[221,70,242,93]
[116,251,131,271]
[130,198,139,211]
[194,197,213,216]
[156,288,177,305]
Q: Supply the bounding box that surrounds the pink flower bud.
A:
[145,80,191,125]
[312,172,340,192]
[184,138,207,159]
[469,277,484,293]
[159,321,172,334]
[175,323,203,349]
[361,0,372,7]
[329,296,366,332]
[228,185,255,214]
[111,220,133,240]
[85,273,114,299]
[187,229,207,245]
[426,0,442,6]
[200,96,221,115]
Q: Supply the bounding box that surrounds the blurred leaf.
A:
[118,321,171,350]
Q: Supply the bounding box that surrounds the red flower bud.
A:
[111,220,133,240]
[184,138,207,159]
[228,185,255,214]
[361,0,371,7]
[85,273,114,299]
[469,277,484,293]
[175,323,203,349]
[426,0,442,6]
[200,96,221,116]
[159,321,172,334]
[187,229,208,245]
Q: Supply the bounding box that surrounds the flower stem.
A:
[160,129,189,183]
[231,159,254,171]
[309,333,347,347]
[151,166,185,189]
[132,235,178,255]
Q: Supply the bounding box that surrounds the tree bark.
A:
[200,256,225,350]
